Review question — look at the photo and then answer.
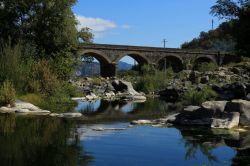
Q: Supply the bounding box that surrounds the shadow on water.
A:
[0,114,94,166]
[75,98,183,123]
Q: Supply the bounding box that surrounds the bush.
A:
[134,65,174,93]
[196,62,218,72]
[28,60,59,96]
[0,80,16,107]
[183,86,217,106]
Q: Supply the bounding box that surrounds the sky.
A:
[73,0,222,63]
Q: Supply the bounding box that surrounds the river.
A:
[0,98,249,166]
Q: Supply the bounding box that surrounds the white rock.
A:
[60,112,82,118]
[0,107,15,113]
[202,101,228,112]
[131,120,153,125]
[15,101,40,111]
[71,97,86,101]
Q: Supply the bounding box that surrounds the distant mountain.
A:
[117,61,133,71]
[77,61,133,76]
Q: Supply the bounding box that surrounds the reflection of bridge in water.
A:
[78,44,238,77]
[75,99,178,122]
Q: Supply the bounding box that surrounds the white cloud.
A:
[76,15,117,32]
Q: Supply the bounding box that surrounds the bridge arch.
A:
[79,49,112,64]
[115,52,150,65]
[193,55,218,70]
[79,49,115,77]
[157,55,184,72]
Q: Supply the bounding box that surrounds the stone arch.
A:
[79,49,115,77]
[115,52,150,72]
[115,52,150,66]
[193,55,217,70]
[79,49,112,64]
[157,55,184,72]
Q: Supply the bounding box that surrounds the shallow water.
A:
[0,99,249,166]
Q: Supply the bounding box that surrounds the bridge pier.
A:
[100,63,116,77]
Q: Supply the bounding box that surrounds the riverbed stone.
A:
[130,120,154,125]
[211,112,240,129]
[59,112,83,118]
[0,107,15,113]
[201,101,228,112]
[183,106,201,112]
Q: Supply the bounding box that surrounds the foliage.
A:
[183,86,218,105]
[181,22,236,52]
[28,60,59,95]
[78,27,94,43]
[134,65,174,93]
[0,0,78,55]
[210,0,250,56]
[0,80,16,107]
[210,0,250,19]
[196,62,218,72]
[51,49,78,80]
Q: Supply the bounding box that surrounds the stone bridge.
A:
[77,44,238,77]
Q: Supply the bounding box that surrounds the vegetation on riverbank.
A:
[0,1,89,112]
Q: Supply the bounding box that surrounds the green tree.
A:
[0,0,78,56]
[210,0,250,56]
[78,27,94,43]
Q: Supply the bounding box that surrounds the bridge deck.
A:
[79,43,232,55]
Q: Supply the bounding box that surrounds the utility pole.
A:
[163,39,167,48]
[212,19,214,30]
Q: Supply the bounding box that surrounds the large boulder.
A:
[170,107,214,126]
[201,101,228,113]
[225,99,250,126]
[112,80,139,95]
[211,112,240,129]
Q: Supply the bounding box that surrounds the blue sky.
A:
[73,0,222,63]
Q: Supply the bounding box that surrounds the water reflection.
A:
[1,98,250,165]
[0,114,94,166]
[76,98,182,122]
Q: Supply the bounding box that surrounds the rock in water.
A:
[211,112,240,129]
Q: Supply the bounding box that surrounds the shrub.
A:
[134,65,174,93]
[0,80,16,107]
[196,62,218,72]
[183,86,217,105]
[29,60,59,96]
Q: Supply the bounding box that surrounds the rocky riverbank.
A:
[159,65,250,102]
[70,78,146,102]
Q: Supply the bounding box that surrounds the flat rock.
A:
[184,106,201,112]
[0,107,15,113]
[202,101,228,112]
[60,112,82,118]
[92,128,126,131]
[130,120,154,125]
[15,101,40,111]
[71,97,86,101]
